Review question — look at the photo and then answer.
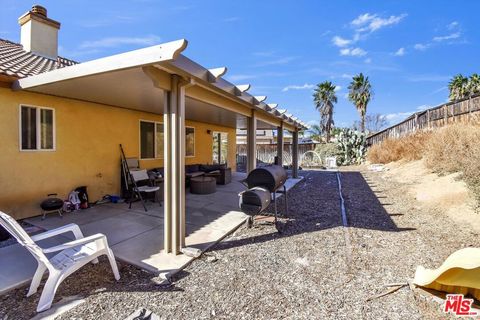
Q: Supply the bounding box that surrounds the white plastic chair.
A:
[129,169,161,211]
[0,211,120,312]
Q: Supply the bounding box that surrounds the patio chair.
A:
[129,169,161,212]
[0,211,120,313]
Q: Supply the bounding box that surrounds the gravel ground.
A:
[1,168,478,319]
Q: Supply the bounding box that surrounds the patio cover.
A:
[13,39,307,131]
[12,39,306,254]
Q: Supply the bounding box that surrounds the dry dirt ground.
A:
[1,167,479,319]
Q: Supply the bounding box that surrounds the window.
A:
[140,121,193,159]
[140,121,155,159]
[140,121,164,159]
[186,127,195,157]
[20,105,55,151]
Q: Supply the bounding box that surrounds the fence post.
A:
[444,104,448,125]
[468,97,471,122]
[426,109,431,129]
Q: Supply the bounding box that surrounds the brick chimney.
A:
[18,5,60,59]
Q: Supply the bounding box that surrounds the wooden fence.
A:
[366,94,480,145]
[236,143,318,171]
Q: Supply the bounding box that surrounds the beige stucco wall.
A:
[0,88,236,219]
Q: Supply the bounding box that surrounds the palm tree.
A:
[313,81,337,142]
[348,73,372,133]
[307,124,322,142]
[468,73,480,96]
[448,74,469,101]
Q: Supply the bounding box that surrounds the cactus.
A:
[335,128,367,165]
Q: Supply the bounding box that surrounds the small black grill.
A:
[239,165,288,231]
[40,193,64,220]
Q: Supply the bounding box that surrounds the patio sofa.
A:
[148,164,232,185]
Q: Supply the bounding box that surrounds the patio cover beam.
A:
[292,129,299,178]
[254,109,281,128]
[163,74,193,254]
[247,110,257,173]
[277,122,284,167]
[14,39,188,90]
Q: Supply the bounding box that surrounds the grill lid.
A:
[245,165,287,192]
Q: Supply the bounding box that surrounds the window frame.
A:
[139,119,164,160]
[18,104,56,152]
[139,120,195,159]
[185,126,195,158]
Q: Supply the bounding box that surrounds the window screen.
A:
[140,121,155,159]
[40,109,54,149]
[21,106,37,150]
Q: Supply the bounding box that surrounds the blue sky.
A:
[1,1,479,128]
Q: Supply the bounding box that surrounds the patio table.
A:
[190,177,216,194]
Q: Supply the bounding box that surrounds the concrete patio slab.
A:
[0,173,303,293]
[80,215,159,246]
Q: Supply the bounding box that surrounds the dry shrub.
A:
[424,124,480,197]
[368,123,480,203]
[367,131,431,164]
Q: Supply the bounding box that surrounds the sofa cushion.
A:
[199,164,226,173]
[186,171,205,178]
[186,164,200,173]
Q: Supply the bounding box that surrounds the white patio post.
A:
[164,74,188,254]
[247,110,257,173]
[292,129,299,178]
[276,122,284,166]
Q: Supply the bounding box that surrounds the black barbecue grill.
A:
[239,165,288,231]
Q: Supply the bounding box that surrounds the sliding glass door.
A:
[212,132,228,164]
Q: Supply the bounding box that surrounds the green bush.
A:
[315,143,340,165]
[336,128,367,165]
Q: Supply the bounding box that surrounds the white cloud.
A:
[228,72,287,82]
[394,47,405,56]
[364,58,372,63]
[80,35,161,49]
[341,73,353,79]
[255,56,298,67]
[447,21,459,30]
[340,47,367,56]
[282,83,315,92]
[385,106,433,125]
[433,32,460,42]
[429,86,447,95]
[385,111,414,122]
[253,51,275,57]
[332,36,352,47]
[228,74,257,81]
[414,43,429,51]
[351,13,407,33]
[334,85,342,92]
[78,15,135,28]
[223,17,240,22]
[351,13,376,26]
[416,105,431,111]
[407,74,450,82]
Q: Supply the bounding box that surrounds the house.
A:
[0,5,306,255]
[236,129,293,145]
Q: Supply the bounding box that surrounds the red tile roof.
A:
[0,38,77,79]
